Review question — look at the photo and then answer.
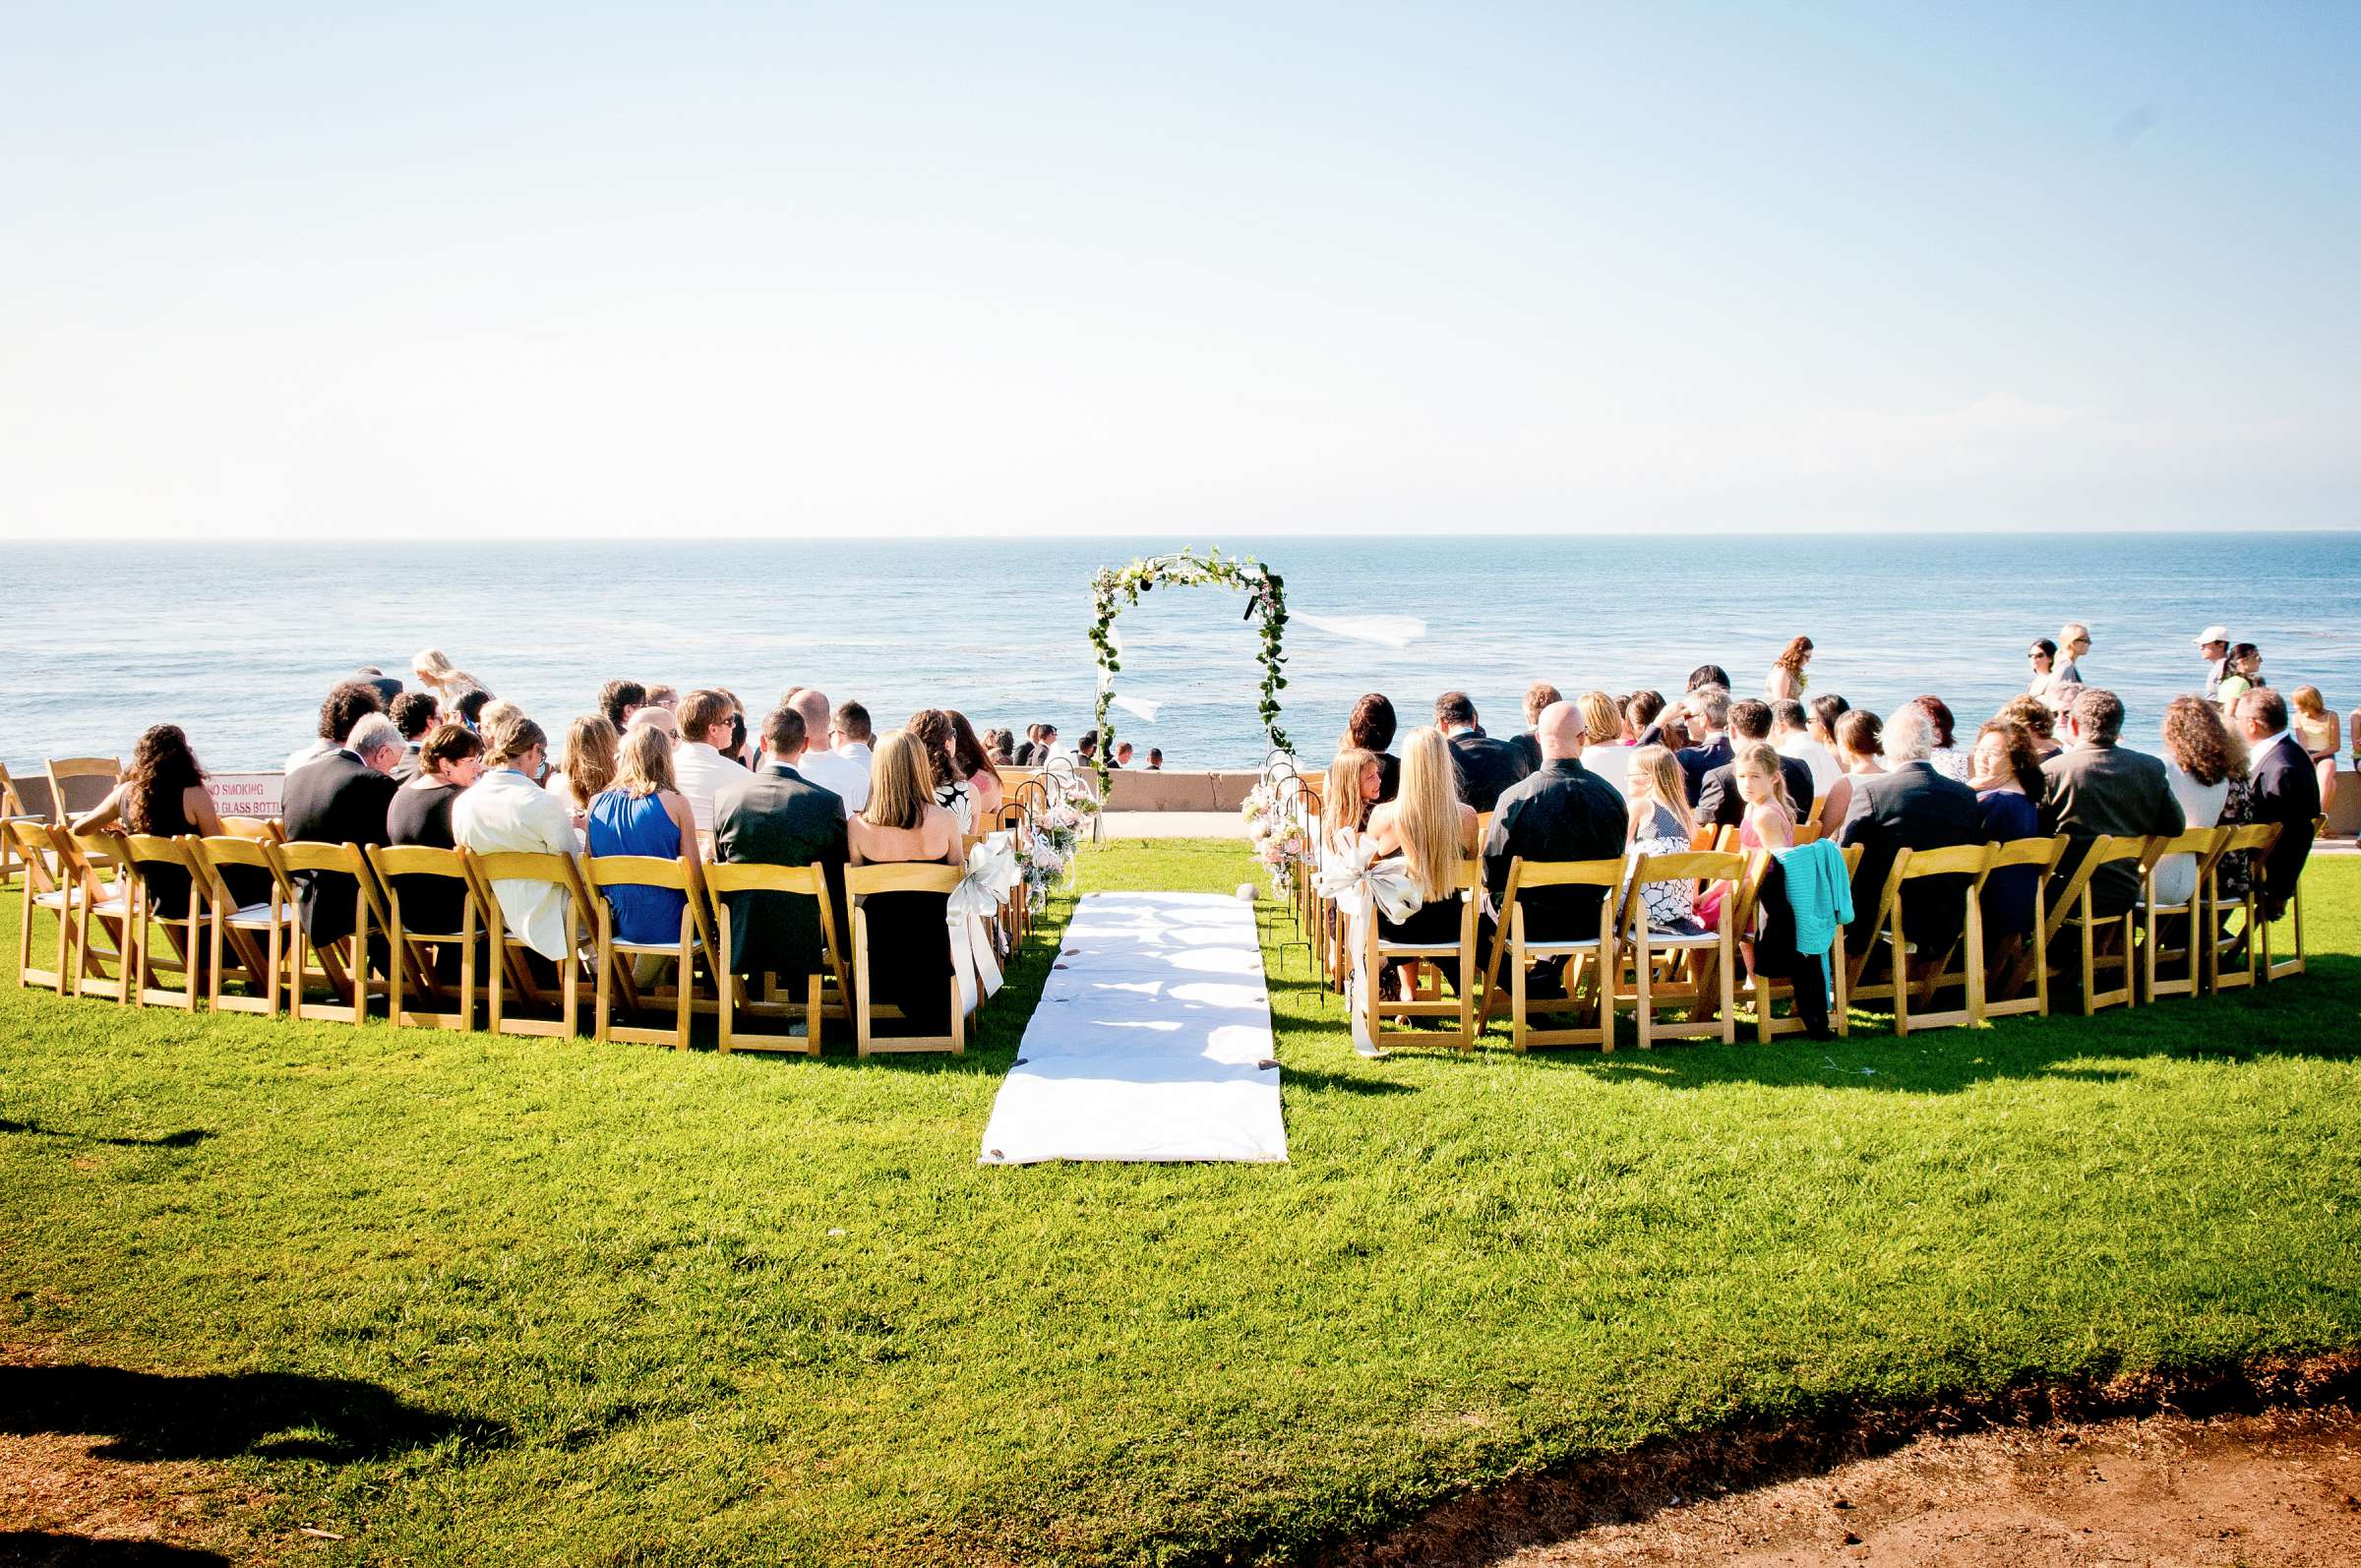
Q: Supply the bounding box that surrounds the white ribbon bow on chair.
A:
[1311,832,1423,1056]
[946,832,1019,1014]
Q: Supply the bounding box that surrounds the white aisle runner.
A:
[980,892,1286,1164]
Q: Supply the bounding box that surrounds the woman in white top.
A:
[1574,691,1634,798]
[2153,696,2247,909]
[452,714,582,963]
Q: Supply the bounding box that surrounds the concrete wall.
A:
[1003,768,1262,812]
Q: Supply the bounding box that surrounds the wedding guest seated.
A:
[949,710,1003,817]
[1696,699,1814,826]
[1773,698,1842,800]
[719,691,754,767]
[1146,748,1163,771]
[586,725,702,950]
[453,716,581,964]
[597,679,646,732]
[712,705,848,987]
[1999,694,2063,760]
[1695,742,1798,936]
[1321,748,1383,851]
[286,681,386,777]
[1623,745,1700,931]
[387,722,486,961]
[1839,703,1980,953]
[2042,680,2086,728]
[1576,691,1635,798]
[1968,719,2044,941]
[644,684,679,711]
[847,730,965,1034]
[1483,701,1626,979]
[1365,726,1480,1010]
[783,689,869,815]
[1510,681,1562,772]
[671,689,745,834]
[1345,694,1401,803]
[627,705,681,741]
[70,725,237,921]
[2038,689,2184,919]
[1913,695,1973,782]
[1673,687,1732,805]
[477,698,525,738]
[1686,664,1731,694]
[282,710,405,950]
[2153,696,2247,910]
[387,692,438,782]
[453,688,494,732]
[1435,691,1530,812]
[909,708,981,828]
[1820,708,1881,831]
[2290,686,2339,818]
[353,666,404,706]
[557,714,620,821]
[983,729,1016,767]
[1627,689,1670,748]
[2233,688,2321,923]
[1807,693,1850,752]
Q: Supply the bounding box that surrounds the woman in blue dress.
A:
[586,725,702,948]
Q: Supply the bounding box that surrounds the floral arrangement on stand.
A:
[1088,546,1290,796]
[1016,781,1093,913]
[1240,779,1308,898]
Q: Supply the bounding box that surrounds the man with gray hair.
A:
[279,709,405,951]
[781,688,869,815]
[2039,688,2184,918]
[1674,685,1732,805]
[1838,700,1980,957]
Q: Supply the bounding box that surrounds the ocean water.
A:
[4,533,2358,775]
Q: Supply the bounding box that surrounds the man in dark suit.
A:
[2038,688,2185,917]
[1840,702,1982,951]
[2234,688,2321,921]
[278,710,403,946]
[713,705,849,985]
[1695,699,1815,826]
[1434,691,1531,812]
[1674,687,1733,805]
[1483,702,1627,963]
[1507,681,1560,773]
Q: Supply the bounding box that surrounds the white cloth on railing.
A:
[1311,831,1423,1056]
[946,832,1019,1013]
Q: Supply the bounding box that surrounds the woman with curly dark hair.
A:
[2158,694,2253,909]
[69,725,229,919]
[1998,694,2062,760]
[1765,635,1813,700]
[945,710,1002,817]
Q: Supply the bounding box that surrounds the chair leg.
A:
[806,971,822,1057]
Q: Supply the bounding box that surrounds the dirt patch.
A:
[1332,1354,2361,1567]
[1503,1404,2361,1566]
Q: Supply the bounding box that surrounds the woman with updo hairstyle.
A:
[1912,695,1971,782]
[947,710,1003,817]
[1820,707,1883,831]
[848,730,963,1035]
[1578,689,1636,797]
[69,725,230,919]
[1998,694,2061,759]
[904,707,977,829]
[1968,719,2045,940]
[1344,694,1401,805]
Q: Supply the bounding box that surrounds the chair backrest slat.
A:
[846,863,962,897]
[1507,858,1626,889]
[1898,842,1994,879]
[582,854,696,893]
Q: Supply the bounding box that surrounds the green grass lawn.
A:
[4,842,2359,1565]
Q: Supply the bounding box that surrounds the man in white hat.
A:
[2194,626,2231,699]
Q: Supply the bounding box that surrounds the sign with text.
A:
[207,772,283,819]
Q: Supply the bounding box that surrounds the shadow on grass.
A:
[0,1364,509,1462]
[0,1120,212,1150]
[0,1536,228,1567]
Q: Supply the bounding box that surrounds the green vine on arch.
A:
[1088,547,1291,793]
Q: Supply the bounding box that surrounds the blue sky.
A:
[3,2,2355,538]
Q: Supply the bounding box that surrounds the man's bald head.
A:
[788,687,831,740]
[1537,699,1587,761]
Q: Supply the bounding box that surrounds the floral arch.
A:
[1088,548,1290,790]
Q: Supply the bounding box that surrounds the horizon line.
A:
[13,523,2361,544]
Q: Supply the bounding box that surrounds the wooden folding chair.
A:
[45,756,121,822]
[363,845,484,1031]
[582,855,718,1050]
[64,831,139,1003]
[462,850,589,1040]
[1982,836,2067,1020]
[190,834,296,1016]
[2139,827,2230,1002]
[2204,823,2280,994]
[115,833,210,1009]
[2259,815,2326,984]
[215,815,285,843]
[1736,843,1861,1043]
[264,840,378,1024]
[0,764,42,888]
[1616,851,1743,1047]
[2042,835,2147,1015]
[1886,843,1995,1035]
[1356,857,1483,1053]
[9,820,87,994]
[846,863,965,1055]
[1475,857,1623,1052]
[702,862,850,1055]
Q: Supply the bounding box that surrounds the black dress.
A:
[387,783,466,935]
[862,886,953,1035]
[128,791,198,919]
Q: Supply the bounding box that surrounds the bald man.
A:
[779,687,870,815]
[1483,700,1628,954]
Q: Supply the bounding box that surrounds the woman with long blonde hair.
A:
[410,648,479,703]
[1321,748,1381,850]
[585,725,702,952]
[1361,727,1478,998]
[559,714,620,816]
[847,730,963,1036]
